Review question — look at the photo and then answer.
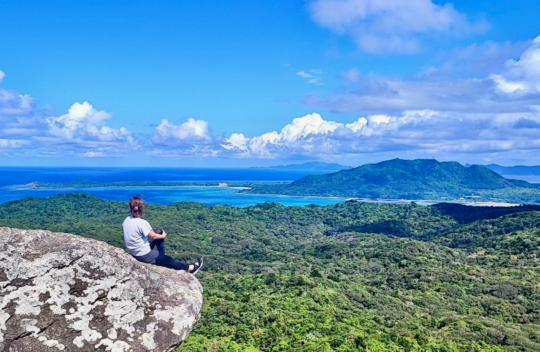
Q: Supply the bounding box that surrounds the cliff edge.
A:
[0,227,203,352]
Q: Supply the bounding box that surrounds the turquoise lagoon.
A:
[0,185,345,207]
[0,167,346,207]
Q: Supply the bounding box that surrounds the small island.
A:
[243,159,540,205]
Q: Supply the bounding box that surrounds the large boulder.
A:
[0,227,203,352]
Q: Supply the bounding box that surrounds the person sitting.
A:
[122,196,203,274]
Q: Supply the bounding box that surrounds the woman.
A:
[122,196,203,274]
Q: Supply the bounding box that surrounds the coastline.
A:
[242,192,524,207]
[9,183,254,191]
[5,183,528,207]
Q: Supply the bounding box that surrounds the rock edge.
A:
[0,227,203,352]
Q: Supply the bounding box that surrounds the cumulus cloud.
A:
[221,110,540,162]
[0,83,137,157]
[221,133,250,152]
[222,113,343,157]
[0,70,5,84]
[0,82,45,140]
[490,35,540,94]
[0,71,216,159]
[47,102,109,139]
[45,102,135,148]
[0,71,212,158]
[153,118,211,146]
[4,31,540,167]
[0,90,35,122]
[308,0,488,54]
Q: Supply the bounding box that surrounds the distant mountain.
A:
[251,162,351,172]
[246,159,539,201]
[485,164,540,176]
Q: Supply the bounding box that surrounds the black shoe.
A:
[191,257,203,275]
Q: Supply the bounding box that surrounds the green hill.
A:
[1,194,540,351]
[246,159,540,202]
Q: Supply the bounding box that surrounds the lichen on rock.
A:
[0,227,203,351]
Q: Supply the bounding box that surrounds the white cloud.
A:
[0,90,34,120]
[0,78,137,157]
[0,70,5,84]
[297,69,323,85]
[342,68,361,82]
[221,109,540,162]
[82,150,105,158]
[153,118,211,146]
[223,113,340,157]
[424,40,531,79]
[0,83,44,140]
[0,138,29,149]
[490,35,540,94]
[0,73,214,158]
[4,36,540,166]
[308,0,488,54]
[222,111,419,157]
[150,145,219,158]
[297,71,313,79]
[283,113,341,139]
[304,36,540,118]
[221,133,249,152]
[46,102,134,147]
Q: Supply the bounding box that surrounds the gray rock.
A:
[0,227,203,352]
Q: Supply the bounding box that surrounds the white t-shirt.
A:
[122,216,152,256]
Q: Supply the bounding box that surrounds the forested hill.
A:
[245,159,540,202]
[1,194,540,351]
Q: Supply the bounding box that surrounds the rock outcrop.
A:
[0,227,203,352]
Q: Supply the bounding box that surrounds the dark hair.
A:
[129,196,145,218]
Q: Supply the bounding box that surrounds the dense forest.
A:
[245,159,540,204]
[1,194,540,351]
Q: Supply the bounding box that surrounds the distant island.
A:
[250,161,351,172]
[16,180,285,190]
[483,164,540,184]
[484,164,540,176]
[244,159,540,204]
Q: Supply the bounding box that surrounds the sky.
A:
[1,0,540,167]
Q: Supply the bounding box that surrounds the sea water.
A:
[0,167,344,207]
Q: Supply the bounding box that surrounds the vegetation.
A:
[1,193,540,351]
[244,159,540,204]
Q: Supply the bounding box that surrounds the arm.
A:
[148,229,167,240]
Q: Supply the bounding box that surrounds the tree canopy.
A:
[1,194,539,351]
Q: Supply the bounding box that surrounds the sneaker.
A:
[190,257,203,275]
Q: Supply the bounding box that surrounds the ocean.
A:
[0,167,344,207]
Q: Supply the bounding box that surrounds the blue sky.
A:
[1,0,540,167]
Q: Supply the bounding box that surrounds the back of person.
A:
[122,195,203,274]
[122,215,152,257]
